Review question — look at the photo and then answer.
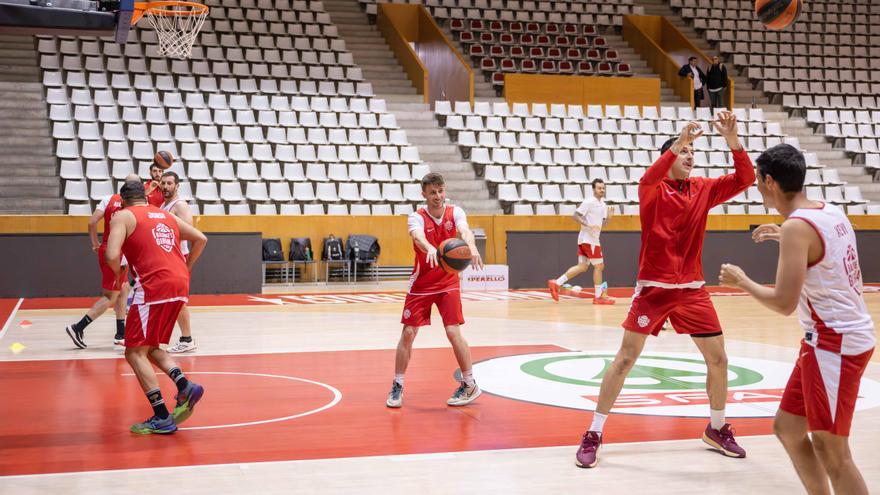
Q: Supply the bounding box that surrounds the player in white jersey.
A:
[547,179,615,304]
[720,144,873,495]
[159,171,197,354]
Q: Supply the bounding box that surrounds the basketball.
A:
[755,0,802,30]
[154,150,174,170]
[437,238,472,274]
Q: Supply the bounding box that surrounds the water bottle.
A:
[305,247,312,261]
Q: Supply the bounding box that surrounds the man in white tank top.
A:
[719,144,874,495]
[159,171,197,354]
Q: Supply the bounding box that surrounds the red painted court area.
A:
[0,345,774,476]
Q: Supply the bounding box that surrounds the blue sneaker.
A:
[130,414,177,435]
[172,382,205,424]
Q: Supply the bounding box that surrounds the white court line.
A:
[0,298,24,342]
[0,433,781,480]
[120,371,342,430]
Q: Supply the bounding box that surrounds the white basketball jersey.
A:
[161,198,190,255]
[790,203,875,355]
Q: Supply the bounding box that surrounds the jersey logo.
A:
[152,222,176,253]
[844,245,862,295]
[637,315,650,328]
[445,220,454,232]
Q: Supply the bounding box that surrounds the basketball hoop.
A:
[132,1,208,59]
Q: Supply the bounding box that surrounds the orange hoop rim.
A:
[132,1,209,25]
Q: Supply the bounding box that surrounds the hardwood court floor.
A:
[1,288,879,494]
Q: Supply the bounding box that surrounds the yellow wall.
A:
[504,73,661,109]
[5,215,880,267]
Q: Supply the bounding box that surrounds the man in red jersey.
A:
[144,161,165,207]
[106,180,208,434]
[575,112,755,468]
[64,174,140,349]
[386,173,484,408]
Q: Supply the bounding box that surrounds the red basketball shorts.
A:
[577,243,603,265]
[401,290,464,327]
[97,245,129,292]
[779,341,873,436]
[125,301,185,348]
[622,285,722,337]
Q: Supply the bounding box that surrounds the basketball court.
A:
[2,284,879,493]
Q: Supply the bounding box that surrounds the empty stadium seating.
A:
[437,100,868,214]
[47,0,429,215]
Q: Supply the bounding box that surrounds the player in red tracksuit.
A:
[106,180,208,435]
[575,111,756,468]
[386,172,484,409]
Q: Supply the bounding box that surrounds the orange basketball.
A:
[154,150,174,170]
[438,238,472,274]
[755,0,801,30]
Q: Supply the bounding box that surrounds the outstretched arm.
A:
[458,225,484,270]
[708,111,756,205]
[641,121,704,188]
[719,220,814,315]
[410,228,438,269]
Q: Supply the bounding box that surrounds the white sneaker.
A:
[386,381,403,408]
[168,340,197,353]
[447,382,481,406]
[113,337,124,346]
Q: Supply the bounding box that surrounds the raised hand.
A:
[673,121,703,152]
[712,111,743,150]
[752,224,782,243]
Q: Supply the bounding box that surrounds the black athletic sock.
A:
[71,315,93,333]
[115,319,125,339]
[169,367,190,393]
[178,336,193,343]
[146,388,169,419]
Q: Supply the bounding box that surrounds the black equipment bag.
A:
[262,238,284,261]
[289,237,312,261]
[323,236,344,261]
[345,235,380,261]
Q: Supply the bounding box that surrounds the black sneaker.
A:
[65,325,86,349]
[113,334,124,346]
[386,381,403,408]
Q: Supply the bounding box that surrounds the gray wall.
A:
[508,230,880,289]
[0,233,262,297]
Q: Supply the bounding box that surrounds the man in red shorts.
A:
[720,143,873,495]
[575,112,755,468]
[105,180,208,434]
[386,172,484,408]
[64,174,140,349]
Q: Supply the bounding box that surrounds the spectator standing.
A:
[707,56,728,114]
[679,56,706,110]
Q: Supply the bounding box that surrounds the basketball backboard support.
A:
[0,0,134,43]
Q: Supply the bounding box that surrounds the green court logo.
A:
[472,351,880,418]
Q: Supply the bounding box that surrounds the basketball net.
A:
[135,1,208,59]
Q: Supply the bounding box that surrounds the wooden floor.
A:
[1,286,879,494]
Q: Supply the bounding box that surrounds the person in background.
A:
[679,56,707,110]
[707,56,729,114]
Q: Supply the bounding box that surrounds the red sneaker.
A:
[548,280,560,302]
[702,423,746,458]
[575,431,602,468]
[592,296,616,305]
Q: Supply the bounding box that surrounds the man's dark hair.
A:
[688,56,698,63]
[755,144,806,193]
[149,162,163,171]
[660,137,676,155]
[591,178,605,189]
[420,172,445,191]
[120,180,146,203]
[161,171,180,184]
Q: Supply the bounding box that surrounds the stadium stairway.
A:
[635,0,880,202]
[0,35,63,214]
[323,0,503,213]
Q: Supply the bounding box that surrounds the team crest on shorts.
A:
[152,223,176,253]
[637,315,650,328]
[403,308,412,319]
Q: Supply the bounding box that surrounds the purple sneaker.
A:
[575,431,602,468]
[702,423,746,458]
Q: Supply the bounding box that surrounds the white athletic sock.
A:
[556,275,569,285]
[710,409,725,430]
[589,412,608,433]
[462,369,475,387]
[594,285,603,297]
[394,374,405,386]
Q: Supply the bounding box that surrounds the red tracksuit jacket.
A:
[636,148,755,286]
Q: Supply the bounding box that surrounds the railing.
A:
[623,15,735,109]
[377,3,473,109]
